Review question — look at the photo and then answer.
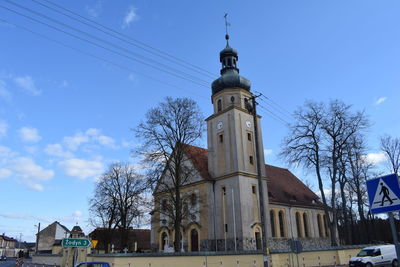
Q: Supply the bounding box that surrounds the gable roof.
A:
[183,145,324,209]
[265,164,324,208]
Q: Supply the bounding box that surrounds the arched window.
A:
[323,215,329,237]
[317,214,323,237]
[303,213,309,237]
[270,210,276,237]
[295,212,302,238]
[254,227,262,250]
[278,210,285,237]
[217,99,222,112]
[190,229,199,251]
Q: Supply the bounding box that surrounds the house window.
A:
[249,156,254,165]
[270,210,276,237]
[217,99,222,112]
[278,210,285,237]
[247,132,252,141]
[219,134,223,143]
[252,185,256,194]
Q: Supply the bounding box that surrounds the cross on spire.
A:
[224,13,231,44]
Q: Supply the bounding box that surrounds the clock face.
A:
[217,121,223,130]
[246,120,251,128]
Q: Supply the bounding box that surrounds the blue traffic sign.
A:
[367,174,400,214]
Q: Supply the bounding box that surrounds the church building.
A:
[150,35,331,252]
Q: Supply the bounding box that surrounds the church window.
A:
[252,185,256,194]
[217,99,222,112]
[278,210,285,237]
[247,132,252,141]
[190,193,197,206]
[222,186,226,195]
[249,156,254,165]
[303,212,309,237]
[219,134,223,143]
[323,215,329,237]
[317,214,323,237]
[225,224,228,232]
[270,210,276,237]
[161,199,167,212]
[295,212,302,237]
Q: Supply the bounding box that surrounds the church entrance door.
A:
[190,229,199,251]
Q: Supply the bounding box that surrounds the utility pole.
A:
[35,223,40,255]
[251,94,268,267]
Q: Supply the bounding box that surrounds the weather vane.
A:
[224,13,231,43]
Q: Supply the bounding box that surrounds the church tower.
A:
[206,33,269,250]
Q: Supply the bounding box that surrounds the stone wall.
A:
[268,237,331,250]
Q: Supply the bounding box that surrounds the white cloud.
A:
[85,0,103,18]
[63,132,89,151]
[8,157,54,191]
[45,143,73,158]
[14,75,41,95]
[59,158,103,179]
[0,145,16,160]
[73,210,83,217]
[364,152,387,165]
[123,6,138,28]
[60,80,68,88]
[18,127,41,142]
[0,80,11,101]
[10,157,54,181]
[63,128,116,150]
[0,168,11,179]
[0,120,8,138]
[374,97,387,105]
[264,149,273,157]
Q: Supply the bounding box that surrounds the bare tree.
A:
[89,162,146,251]
[281,100,368,246]
[380,135,400,175]
[135,97,204,252]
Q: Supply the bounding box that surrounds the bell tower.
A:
[206,34,266,179]
[206,28,269,250]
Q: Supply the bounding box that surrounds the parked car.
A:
[0,255,6,261]
[76,262,110,267]
[349,244,397,267]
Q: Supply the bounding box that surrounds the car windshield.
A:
[357,249,375,257]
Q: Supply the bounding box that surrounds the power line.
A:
[258,104,291,127]
[2,0,211,87]
[0,17,209,100]
[31,0,217,79]
[254,90,293,118]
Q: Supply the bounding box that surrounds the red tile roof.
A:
[184,145,324,209]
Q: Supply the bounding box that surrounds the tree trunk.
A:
[340,183,351,244]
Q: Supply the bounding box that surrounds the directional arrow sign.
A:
[366,174,400,214]
[62,238,91,247]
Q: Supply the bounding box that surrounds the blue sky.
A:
[0,0,399,242]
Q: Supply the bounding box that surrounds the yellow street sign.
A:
[91,240,98,248]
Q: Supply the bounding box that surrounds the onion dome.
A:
[212,34,251,96]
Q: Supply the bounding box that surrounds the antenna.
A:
[224,13,231,44]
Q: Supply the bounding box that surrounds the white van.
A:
[349,245,398,267]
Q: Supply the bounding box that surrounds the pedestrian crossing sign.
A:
[367,174,400,214]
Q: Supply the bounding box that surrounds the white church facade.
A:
[150,36,332,252]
